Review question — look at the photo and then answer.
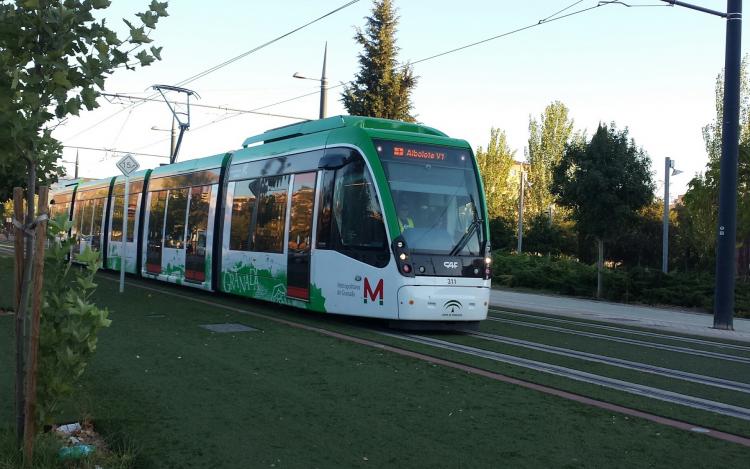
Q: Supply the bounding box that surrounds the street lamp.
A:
[662,157,684,274]
[293,42,328,119]
[517,169,532,254]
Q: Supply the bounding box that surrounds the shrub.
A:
[37,214,111,425]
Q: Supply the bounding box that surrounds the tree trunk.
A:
[15,160,36,447]
[12,188,25,445]
[596,238,604,299]
[24,186,48,462]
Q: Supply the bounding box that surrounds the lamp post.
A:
[662,157,683,274]
[517,170,531,253]
[151,122,176,160]
[293,42,328,119]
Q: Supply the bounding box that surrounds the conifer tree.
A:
[342,0,417,121]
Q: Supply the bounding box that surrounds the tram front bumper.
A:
[396,285,489,321]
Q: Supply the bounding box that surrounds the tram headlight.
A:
[485,256,492,265]
[399,252,407,261]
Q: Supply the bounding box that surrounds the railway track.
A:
[487,315,750,364]
[465,330,750,394]
[489,308,750,353]
[381,332,750,421]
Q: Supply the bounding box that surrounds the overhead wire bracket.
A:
[152,84,200,164]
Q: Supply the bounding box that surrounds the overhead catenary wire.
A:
[183,0,635,133]
[100,92,310,121]
[62,145,169,159]
[63,0,362,143]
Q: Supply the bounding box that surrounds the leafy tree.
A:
[0,134,63,201]
[527,101,574,217]
[476,127,517,249]
[702,55,750,164]
[608,201,664,269]
[679,56,750,275]
[341,0,417,121]
[523,212,577,257]
[0,0,168,447]
[552,123,655,297]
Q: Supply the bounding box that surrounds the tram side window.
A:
[164,188,188,249]
[187,185,211,255]
[147,191,168,248]
[330,159,389,267]
[111,198,123,241]
[91,198,104,250]
[253,175,290,253]
[316,170,334,249]
[111,194,138,242]
[229,180,258,251]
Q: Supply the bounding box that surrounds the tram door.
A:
[287,172,317,300]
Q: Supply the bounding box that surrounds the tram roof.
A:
[229,115,469,167]
[242,115,448,148]
[112,168,151,184]
[76,176,114,192]
[148,152,227,179]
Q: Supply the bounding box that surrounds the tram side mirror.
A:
[319,148,358,169]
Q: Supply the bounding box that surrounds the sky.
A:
[53,0,747,199]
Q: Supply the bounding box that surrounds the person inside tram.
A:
[398,203,415,231]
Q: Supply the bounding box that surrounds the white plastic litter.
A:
[56,422,81,435]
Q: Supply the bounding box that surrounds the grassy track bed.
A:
[0,260,749,466]
[89,272,750,439]
[423,331,750,410]
[479,315,750,384]
[488,308,750,353]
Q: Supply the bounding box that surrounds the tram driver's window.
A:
[332,159,389,267]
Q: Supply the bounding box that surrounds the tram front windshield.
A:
[375,140,485,256]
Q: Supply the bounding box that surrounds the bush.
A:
[37,214,111,425]
[491,251,750,317]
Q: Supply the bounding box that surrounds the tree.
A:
[678,56,750,275]
[0,134,63,201]
[552,123,655,297]
[702,55,750,164]
[475,127,517,249]
[527,101,574,217]
[0,0,168,451]
[341,0,417,121]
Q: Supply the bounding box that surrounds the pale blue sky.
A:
[55,1,747,198]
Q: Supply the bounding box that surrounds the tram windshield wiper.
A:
[449,196,482,257]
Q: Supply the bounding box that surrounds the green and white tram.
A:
[52,116,491,326]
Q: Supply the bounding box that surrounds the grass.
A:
[1,255,750,467]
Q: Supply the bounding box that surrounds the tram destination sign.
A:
[116,153,140,176]
[374,140,470,168]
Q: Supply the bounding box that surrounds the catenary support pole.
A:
[320,42,328,119]
[663,157,671,274]
[714,0,742,330]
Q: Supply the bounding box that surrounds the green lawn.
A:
[1,256,750,467]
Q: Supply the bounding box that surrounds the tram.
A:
[50,116,491,326]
